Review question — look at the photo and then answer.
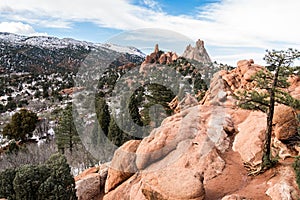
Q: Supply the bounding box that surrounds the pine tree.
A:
[95,97,110,135]
[235,49,300,175]
[108,117,124,147]
[55,104,81,154]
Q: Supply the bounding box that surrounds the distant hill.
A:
[0,32,145,74]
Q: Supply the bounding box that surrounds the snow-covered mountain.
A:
[0,32,145,57]
[97,43,145,58]
[0,32,145,73]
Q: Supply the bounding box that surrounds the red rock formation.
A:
[140,44,179,73]
[182,39,211,63]
[75,59,300,200]
[201,59,265,106]
[117,63,136,70]
[59,87,85,95]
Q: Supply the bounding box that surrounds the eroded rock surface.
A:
[75,59,300,200]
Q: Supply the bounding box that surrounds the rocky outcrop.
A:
[100,104,232,199]
[75,59,300,200]
[201,59,265,106]
[75,166,98,182]
[141,44,178,67]
[182,39,211,63]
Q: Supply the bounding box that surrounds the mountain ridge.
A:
[0,32,145,74]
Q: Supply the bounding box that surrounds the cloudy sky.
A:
[0,0,299,65]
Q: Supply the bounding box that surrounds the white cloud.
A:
[0,0,299,65]
[142,0,162,12]
[0,22,47,36]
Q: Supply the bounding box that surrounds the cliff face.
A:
[182,39,212,63]
[75,59,300,200]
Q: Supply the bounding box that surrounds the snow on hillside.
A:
[0,32,145,57]
[97,43,145,57]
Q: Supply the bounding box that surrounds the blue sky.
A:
[0,0,299,65]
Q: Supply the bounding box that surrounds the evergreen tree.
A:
[2,109,38,141]
[128,92,144,127]
[235,49,300,175]
[55,104,81,154]
[108,117,124,147]
[38,153,77,200]
[95,97,110,135]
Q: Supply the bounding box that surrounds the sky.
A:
[0,0,299,66]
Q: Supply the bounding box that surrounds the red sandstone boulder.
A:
[105,140,141,193]
[273,104,299,140]
[232,111,267,165]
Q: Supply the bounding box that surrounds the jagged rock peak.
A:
[182,39,212,63]
[154,44,159,53]
[196,39,205,48]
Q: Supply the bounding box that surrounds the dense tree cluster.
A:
[0,153,77,200]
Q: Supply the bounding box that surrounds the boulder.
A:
[105,140,141,193]
[288,75,300,100]
[75,164,108,200]
[233,111,266,165]
[141,168,205,200]
[103,175,142,200]
[76,173,101,200]
[201,72,231,106]
[135,105,229,170]
[273,104,298,140]
[169,93,199,113]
